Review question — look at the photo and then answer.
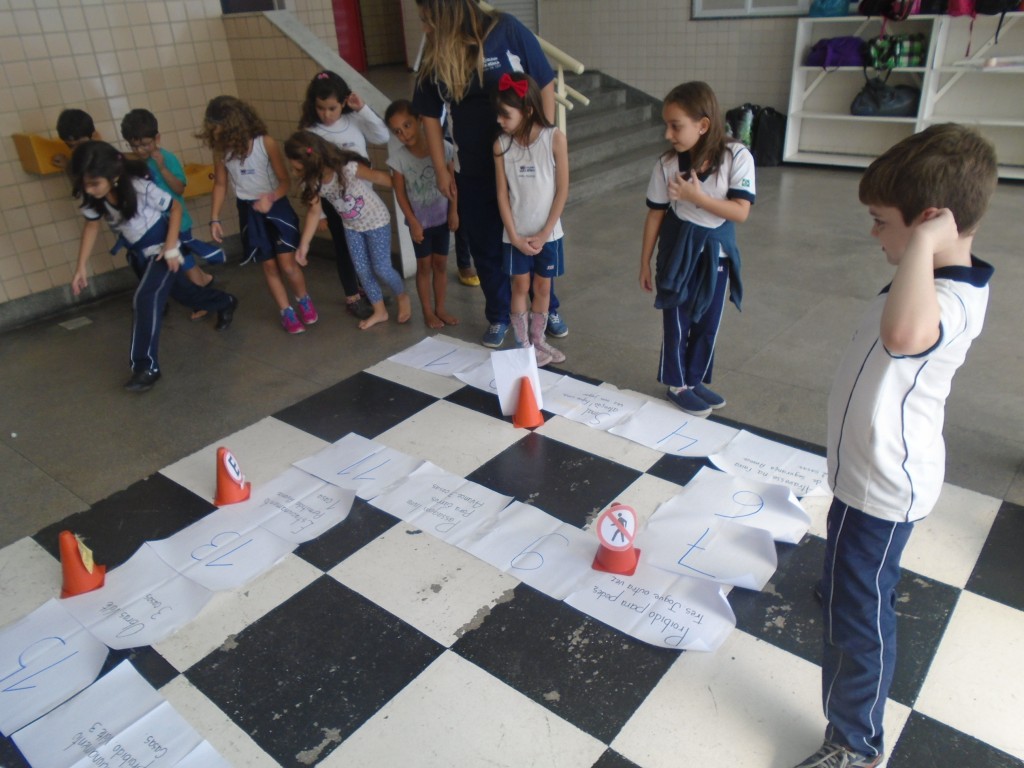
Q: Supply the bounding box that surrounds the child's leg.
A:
[128,252,176,373]
[431,253,458,325]
[527,275,564,365]
[261,258,291,311]
[530,273,551,315]
[658,305,690,389]
[364,225,410,324]
[416,255,442,328]
[345,229,389,330]
[683,258,729,387]
[275,251,309,304]
[819,500,913,760]
[185,265,213,289]
[323,202,363,304]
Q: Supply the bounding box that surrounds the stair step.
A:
[561,71,602,91]
[569,121,665,171]
[568,140,664,205]
[568,84,627,113]
[567,101,654,141]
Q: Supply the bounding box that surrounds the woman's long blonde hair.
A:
[415,0,499,103]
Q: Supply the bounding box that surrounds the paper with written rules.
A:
[294,433,424,500]
[641,495,779,590]
[369,462,514,548]
[565,561,735,651]
[609,400,739,457]
[540,375,605,416]
[710,429,828,497]
[387,335,489,377]
[13,660,224,768]
[562,386,645,431]
[0,599,108,736]
[674,466,811,544]
[491,347,543,415]
[464,501,596,599]
[59,545,212,650]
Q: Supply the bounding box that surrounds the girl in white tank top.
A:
[493,73,569,367]
[198,96,318,335]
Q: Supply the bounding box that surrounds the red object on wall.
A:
[332,0,367,72]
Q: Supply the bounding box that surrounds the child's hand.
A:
[911,208,960,254]
[523,234,548,253]
[253,193,273,214]
[512,235,540,256]
[210,221,224,243]
[409,220,424,244]
[295,243,309,266]
[316,218,329,233]
[160,247,183,273]
[347,92,366,111]
[639,263,653,293]
[150,149,166,169]
[448,208,459,233]
[667,172,702,204]
[71,270,88,296]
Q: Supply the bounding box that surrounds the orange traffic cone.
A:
[592,502,641,576]
[214,446,251,506]
[512,376,545,429]
[59,530,106,598]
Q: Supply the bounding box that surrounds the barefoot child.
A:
[284,131,411,330]
[385,99,459,329]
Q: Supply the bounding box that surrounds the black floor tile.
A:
[32,474,215,569]
[184,576,443,767]
[452,584,678,743]
[887,711,1024,768]
[966,500,1024,612]
[466,432,643,528]
[99,646,180,690]
[444,383,509,421]
[0,738,30,768]
[273,372,438,441]
[591,748,644,768]
[733,534,961,707]
[294,498,398,571]
[645,453,712,487]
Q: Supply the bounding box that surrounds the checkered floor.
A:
[2,353,1022,768]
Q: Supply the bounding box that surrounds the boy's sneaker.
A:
[793,740,882,768]
[281,306,305,334]
[296,295,318,325]
[666,387,712,417]
[692,382,726,409]
[482,322,509,348]
[546,311,568,338]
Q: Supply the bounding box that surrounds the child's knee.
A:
[416,258,432,276]
[431,255,447,274]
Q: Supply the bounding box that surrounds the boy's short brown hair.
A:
[859,123,997,234]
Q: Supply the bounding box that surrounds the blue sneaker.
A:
[692,383,726,409]
[546,311,568,338]
[481,322,509,348]
[666,387,712,417]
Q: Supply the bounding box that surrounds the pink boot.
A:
[513,311,551,366]
[530,312,564,365]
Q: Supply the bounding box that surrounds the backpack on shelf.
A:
[725,104,787,167]
[805,36,868,68]
[858,0,921,20]
[975,0,1020,43]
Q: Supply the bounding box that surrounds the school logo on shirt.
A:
[516,163,536,178]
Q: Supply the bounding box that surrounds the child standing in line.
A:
[493,73,568,367]
[385,99,459,329]
[68,142,237,392]
[54,109,99,168]
[639,81,754,417]
[299,70,389,321]
[120,108,221,316]
[793,124,998,768]
[198,96,317,335]
[284,131,411,330]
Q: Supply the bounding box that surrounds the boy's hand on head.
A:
[911,208,960,255]
[347,92,366,111]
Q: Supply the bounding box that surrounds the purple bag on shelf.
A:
[805,36,868,68]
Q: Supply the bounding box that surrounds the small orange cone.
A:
[59,530,106,598]
[592,503,641,576]
[512,376,545,429]
[214,446,251,506]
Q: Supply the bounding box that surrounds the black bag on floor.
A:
[751,107,787,167]
[725,103,759,147]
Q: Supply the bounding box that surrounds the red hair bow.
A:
[498,73,528,98]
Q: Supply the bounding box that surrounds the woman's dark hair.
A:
[283,131,370,205]
[70,141,150,220]
[299,71,353,129]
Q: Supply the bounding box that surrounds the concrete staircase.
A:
[563,71,665,205]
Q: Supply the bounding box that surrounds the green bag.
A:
[867,33,927,69]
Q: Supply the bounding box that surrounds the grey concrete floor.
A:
[2,163,1022,550]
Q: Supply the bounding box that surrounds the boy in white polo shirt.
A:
[795,123,998,768]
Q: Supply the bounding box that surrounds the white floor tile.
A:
[536,415,664,473]
[319,651,606,768]
[612,630,910,768]
[365,356,470,399]
[160,416,328,501]
[0,537,62,626]
[327,523,519,647]
[375,399,523,477]
[915,590,1024,760]
[153,553,321,671]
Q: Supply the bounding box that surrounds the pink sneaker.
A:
[296,294,318,325]
[281,306,304,334]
